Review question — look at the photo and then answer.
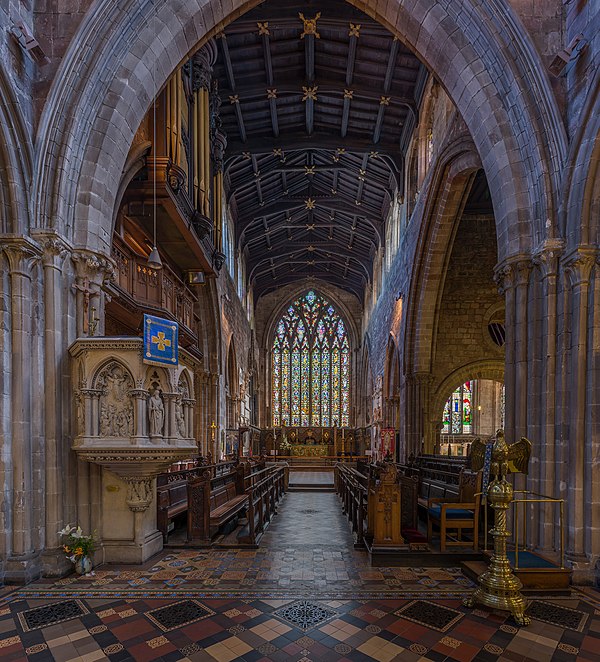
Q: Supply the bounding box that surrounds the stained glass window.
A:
[272,290,350,427]
[442,381,473,434]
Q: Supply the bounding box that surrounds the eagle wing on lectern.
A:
[469,437,486,473]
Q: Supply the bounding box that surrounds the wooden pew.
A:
[185,459,271,544]
[156,460,239,542]
[395,455,467,519]
[335,463,368,546]
[187,467,249,544]
[336,462,426,548]
[242,466,286,545]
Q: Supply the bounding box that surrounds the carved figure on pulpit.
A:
[100,404,110,436]
[148,388,165,437]
[96,362,134,437]
[175,397,186,437]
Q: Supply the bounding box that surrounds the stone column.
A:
[211,372,220,460]
[494,262,517,441]
[163,393,178,441]
[35,233,71,574]
[1,236,42,583]
[563,247,596,567]
[407,372,433,455]
[130,389,149,440]
[184,399,195,440]
[532,241,563,551]
[513,260,532,439]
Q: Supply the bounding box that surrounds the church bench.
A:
[416,469,460,514]
[157,478,188,542]
[242,466,286,544]
[209,473,249,528]
[335,463,368,545]
[187,466,255,543]
[157,460,248,543]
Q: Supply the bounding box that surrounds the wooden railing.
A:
[111,236,197,333]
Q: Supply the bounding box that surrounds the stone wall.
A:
[433,212,504,397]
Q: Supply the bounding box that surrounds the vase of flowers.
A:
[58,524,96,575]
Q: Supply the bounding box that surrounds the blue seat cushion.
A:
[428,505,474,520]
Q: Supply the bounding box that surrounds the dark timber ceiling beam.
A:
[219,35,236,91]
[226,135,403,170]
[219,81,416,109]
[383,38,400,94]
[250,254,369,282]
[228,95,247,142]
[244,222,377,251]
[238,197,382,226]
[228,163,393,193]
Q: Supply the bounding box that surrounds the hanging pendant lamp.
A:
[148,0,163,271]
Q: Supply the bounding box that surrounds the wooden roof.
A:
[214,0,426,300]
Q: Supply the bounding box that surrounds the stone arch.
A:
[404,127,483,376]
[177,368,193,399]
[92,358,134,391]
[562,66,600,248]
[0,64,32,234]
[112,140,152,233]
[431,359,505,429]
[34,0,565,261]
[144,365,172,393]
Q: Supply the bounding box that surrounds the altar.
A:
[289,444,330,457]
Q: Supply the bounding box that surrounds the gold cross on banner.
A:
[151,331,171,352]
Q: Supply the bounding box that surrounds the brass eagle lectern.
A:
[464,429,532,625]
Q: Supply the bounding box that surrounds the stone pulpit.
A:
[69,337,199,563]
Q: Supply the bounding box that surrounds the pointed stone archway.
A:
[34,0,565,262]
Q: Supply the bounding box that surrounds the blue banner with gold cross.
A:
[143,314,179,367]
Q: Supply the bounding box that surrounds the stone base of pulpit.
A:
[102,531,164,565]
[99,470,164,564]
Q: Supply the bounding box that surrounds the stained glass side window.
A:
[272,290,351,427]
[442,381,474,434]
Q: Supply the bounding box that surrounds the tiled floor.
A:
[1,492,599,661]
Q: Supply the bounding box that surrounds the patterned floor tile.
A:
[0,492,597,662]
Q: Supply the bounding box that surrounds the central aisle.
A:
[261,492,355,551]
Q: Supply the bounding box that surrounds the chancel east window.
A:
[272,290,350,427]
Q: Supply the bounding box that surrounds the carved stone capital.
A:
[71,249,116,287]
[31,230,72,268]
[563,247,597,288]
[411,372,434,387]
[212,250,226,272]
[192,41,217,91]
[493,262,514,295]
[0,234,42,275]
[533,239,564,280]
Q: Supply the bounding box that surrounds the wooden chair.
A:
[427,468,482,552]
